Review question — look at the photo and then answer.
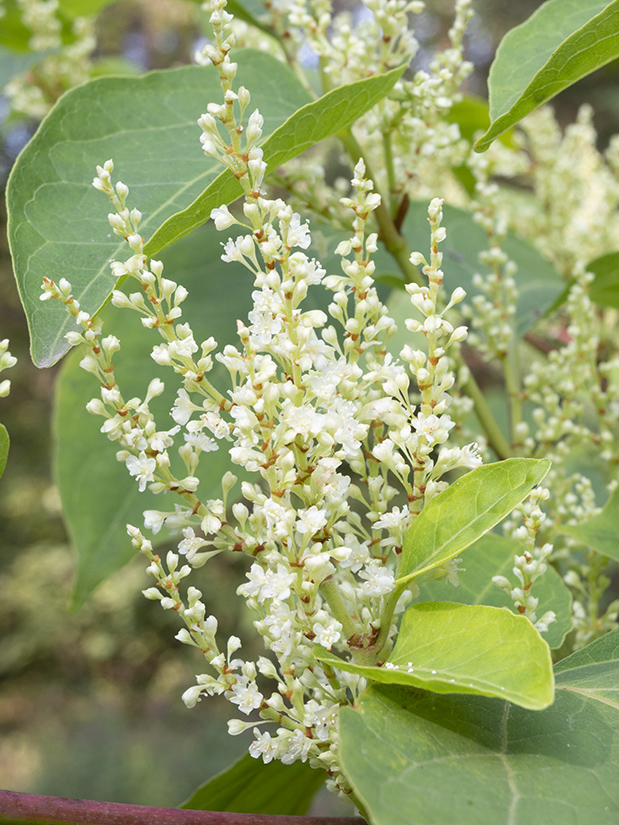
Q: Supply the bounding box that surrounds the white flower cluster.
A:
[40,0,483,799]
[42,98,479,807]
[17,0,62,51]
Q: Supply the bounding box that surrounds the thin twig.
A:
[0,790,366,825]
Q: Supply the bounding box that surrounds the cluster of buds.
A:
[0,340,17,399]
[493,487,556,633]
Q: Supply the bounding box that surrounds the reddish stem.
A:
[0,790,366,825]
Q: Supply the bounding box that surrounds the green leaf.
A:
[401,201,564,335]
[181,752,324,815]
[476,0,619,152]
[318,601,554,710]
[554,625,619,704]
[340,630,619,825]
[560,486,619,562]
[416,533,573,651]
[0,424,9,479]
[55,223,255,608]
[144,61,407,257]
[587,251,619,309]
[398,458,551,584]
[7,51,312,369]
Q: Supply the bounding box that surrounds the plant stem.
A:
[382,130,397,217]
[372,581,408,662]
[462,371,512,460]
[503,338,523,446]
[320,576,358,642]
[0,790,366,825]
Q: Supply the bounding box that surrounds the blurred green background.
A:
[1,0,618,813]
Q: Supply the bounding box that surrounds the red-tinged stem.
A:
[0,790,366,825]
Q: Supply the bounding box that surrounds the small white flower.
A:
[125,452,156,491]
[210,204,236,230]
[312,618,343,650]
[296,506,327,536]
[359,560,396,598]
[249,729,279,763]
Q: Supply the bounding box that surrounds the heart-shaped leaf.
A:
[339,628,619,825]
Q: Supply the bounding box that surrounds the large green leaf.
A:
[416,533,573,650]
[144,61,407,257]
[7,51,312,369]
[402,201,564,335]
[560,486,619,562]
[398,458,551,585]
[55,223,255,608]
[476,0,619,152]
[318,601,553,710]
[339,629,619,825]
[181,752,324,815]
[587,251,619,309]
[0,424,9,479]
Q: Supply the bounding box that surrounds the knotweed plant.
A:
[37,1,552,802]
[9,0,619,821]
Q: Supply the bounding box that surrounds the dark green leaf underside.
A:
[181,752,324,815]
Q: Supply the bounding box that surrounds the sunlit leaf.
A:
[318,600,554,710]
[398,458,551,585]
